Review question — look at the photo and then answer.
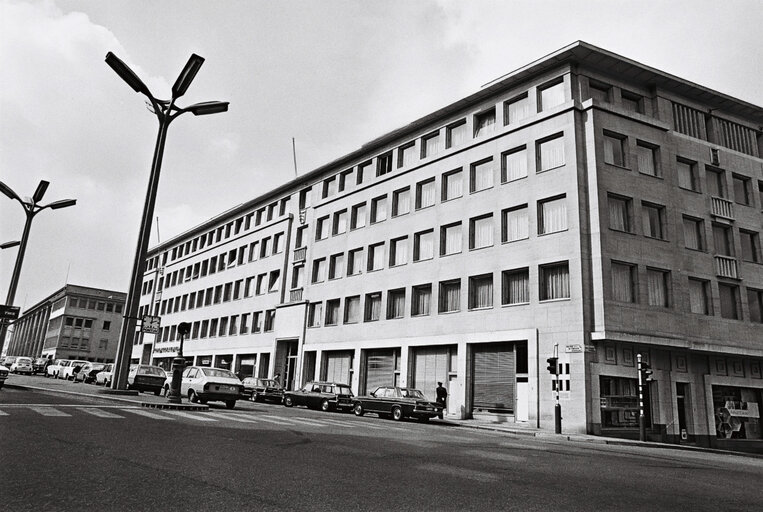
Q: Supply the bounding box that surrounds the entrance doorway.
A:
[676,382,694,443]
[275,340,298,391]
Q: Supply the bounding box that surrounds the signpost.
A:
[141,315,161,334]
[0,305,20,321]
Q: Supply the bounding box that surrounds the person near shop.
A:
[435,382,448,419]
[273,373,281,386]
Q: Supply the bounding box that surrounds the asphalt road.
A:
[2,387,762,512]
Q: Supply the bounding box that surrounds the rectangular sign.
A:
[565,344,583,353]
[0,305,20,321]
[141,315,161,334]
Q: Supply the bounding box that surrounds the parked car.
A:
[47,359,69,379]
[32,358,49,374]
[242,377,284,403]
[74,362,107,384]
[352,386,443,422]
[2,356,17,369]
[283,381,354,412]
[10,357,34,374]
[95,364,114,386]
[127,364,166,395]
[60,360,89,381]
[180,366,242,409]
[0,364,8,389]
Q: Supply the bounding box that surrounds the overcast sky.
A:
[1,0,761,310]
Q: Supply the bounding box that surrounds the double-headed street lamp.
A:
[0,180,76,356]
[105,52,228,392]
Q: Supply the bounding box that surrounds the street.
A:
[1,386,762,511]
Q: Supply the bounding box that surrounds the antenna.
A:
[65,262,71,284]
[155,216,161,244]
[292,137,298,177]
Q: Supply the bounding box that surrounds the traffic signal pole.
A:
[637,353,646,442]
[546,346,561,434]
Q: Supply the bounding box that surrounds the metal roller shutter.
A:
[413,347,449,401]
[324,351,352,384]
[365,350,395,392]
[472,343,514,413]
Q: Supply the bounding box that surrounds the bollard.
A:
[166,357,186,404]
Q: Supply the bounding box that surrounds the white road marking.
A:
[285,417,332,426]
[418,462,498,483]
[78,408,124,419]
[311,417,357,427]
[121,409,175,420]
[30,407,70,417]
[162,410,218,422]
[0,410,8,416]
[257,415,300,425]
[201,412,257,423]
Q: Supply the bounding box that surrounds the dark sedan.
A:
[74,362,107,384]
[353,386,443,421]
[242,377,284,403]
[32,358,48,375]
[283,381,354,412]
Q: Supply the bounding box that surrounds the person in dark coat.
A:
[435,382,448,419]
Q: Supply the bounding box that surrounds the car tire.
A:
[189,390,199,403]
[284,396,294,407]
[391,406,403,422]
[353,403,364,417]
[320,399,331,412]
[225,400,236,410]
[251,393,259,403]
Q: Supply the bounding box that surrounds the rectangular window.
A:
[713,224,734,256]
[469,274,493,309]
[338,169,353,192]
[368,243,384,271]
[387,289,406,319]
[299,187,311,210]
[312,258,327,283]
[370,195,387,223]
[364,292,382,322]
[442,168,463,201]
[255,275,266,295]
[264,310,275,331]
[252,312,262,333]
[322,177,337,199]
[469,214,494,249]
[356,161,371,185]
[733,175,751,205]
[344,296,360,324]
[540,262,570,300]
[291,265,304,290]
[229,316,238,336]
[329,253,345,279]
[706,168,726,198]
[537,134,565,171]
[688,278,711,315]
[538,80,565,111]
[377,152,393,177]
[611,262,636,303]
[603,133,625,167]
[446,120,467,148]
[268,270,280,293]
[398,143,417,168]
[505,93,531,124]
[416,179,436,209]
[501,146,527,182]
[390,237,408,267]
[608,194,632,232]
[422,131,442,158]
[240,313,250,335]
[719,283,740,320]
[636,141,659,177]
[641,203,665,240]
[474,108,495,138]
[682,216,705,251]
[332,210,348,236]
[325,299,340,326]
[677,158,698,191]
[747,288,763,323]
[589,81,611,102]
[411,284,432,316]
[646,268,669,307]
[316,216,330,240]
[470,158,494,193]
[209,318,219,338]
[392,187,411,217]
[414,230,434,261]
[350,202,366,229]
[438,279,461,313]
[621,91,643,113]
[294,226,307,249]
[200,320,209,338]
[348,248,364,276]
[502,205,529,242]
[740,230,760,262]
[538,195,567,234]
[441,222,462,255]
[502,268,529,305]
[308,302,322,328]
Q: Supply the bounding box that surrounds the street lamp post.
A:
[105,52,228,391]
[0,180,76,356]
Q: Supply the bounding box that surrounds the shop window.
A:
[600,376,651,429]
[713,386,762,439]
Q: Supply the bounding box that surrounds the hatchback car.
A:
[2,356,17,369]
[283,381,354,412]
[95,364,114,385]
[74,362,107,384]
[352,386,443,422]
[32,358,49,374]
[60,360,89,381]
[10,357,34,374]
[127,364,166,395]
[181,366,242,409]
[47,359,70,379]
[242,377,284,403]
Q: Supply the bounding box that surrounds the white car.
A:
[0,364,8,389]
[46,359,69,378]
[60,360,89,380]
[180,366,243,409]
[95,363,114,385]
[10,357,34,374]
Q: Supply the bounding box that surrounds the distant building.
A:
[132,41,762,449]
[8,284,126,363]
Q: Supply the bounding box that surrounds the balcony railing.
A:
[711,196,734,220]
[293,247,306,263]
[289,288,304,303]
[715,255,738,279]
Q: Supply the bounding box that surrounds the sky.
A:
[1,0,762,310]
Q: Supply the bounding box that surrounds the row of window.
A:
[158,309,276,343]
[307,262,570,327]
[67,297,123,314]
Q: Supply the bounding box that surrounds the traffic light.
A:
[546,357,558,375]
[638,361,654,382]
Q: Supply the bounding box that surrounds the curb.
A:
[3,383,200,409]
[141,402,209,411]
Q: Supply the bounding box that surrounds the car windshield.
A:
[337,386,353,396]
[91,364,106,371]
[60,361,71,367]
[102,365,113,372]
[17,358,32,364]
[400,388,425,399]
[201,368,237,379]
[138,366,165,376]
[260,379,277,387]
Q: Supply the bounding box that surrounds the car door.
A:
[365,387,388,413]
[180,367,196,396]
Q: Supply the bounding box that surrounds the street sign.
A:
[0,305,20,321]
[141,315,161,334]
[565,344,582,353]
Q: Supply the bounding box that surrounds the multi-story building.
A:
[132,41,762,451]
[9,284,126,362]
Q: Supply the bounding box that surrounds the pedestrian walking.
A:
[435,381,448,419]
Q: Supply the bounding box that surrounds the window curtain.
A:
[326,302,339,325]
[393,240,408,266]
[603,136,622,166]
[473,217,494,248]
[611,263,633,302]
[367,295,381,320]
[446,172,463,199]
[402,146,416,167]
[503,149,527,181]
[636,145,656,175]
[505,208,528,241]
[540,137,565,170]
[473,162,494,191]
[473,277,493,308]
[336,213,347,233]
[677,161,694,189]
[505,271,529,304]
[646,270,667,306]
[374,199,387,222]
[395,190,410,215]
[609,198,627,231]
[508,97,530,124]
[445,225,462,254]
[542,265,569,300]
[314,260,326,282]
[413,288,431,315]
[450,124,467,146]
[541,84,565,109]
[371,246,384,270]
[444,283,460,311]
[642,207,661,238]
[354,206,366,228]
[719,285,738,319]
[474,112,495,137]
[683,218,700,250]
[351,250,364,274]
[688,280,707,314]
[713,225,733,256]
[345,297,359,323]
[425,134,442,156]
[419,181,436,207]
[417,232,434,260]
[541,198,567,234]
[389,292,405,318]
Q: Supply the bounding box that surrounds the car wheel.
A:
[320,399,331,412]
[353,403,364,417]
[391,406,403,421]
[225,400,236,410]
[189,390,199,403]
[251,393,259,402]
[284,396,294,407]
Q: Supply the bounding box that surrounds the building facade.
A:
[132,42,763,450]
[9,284,126,363]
